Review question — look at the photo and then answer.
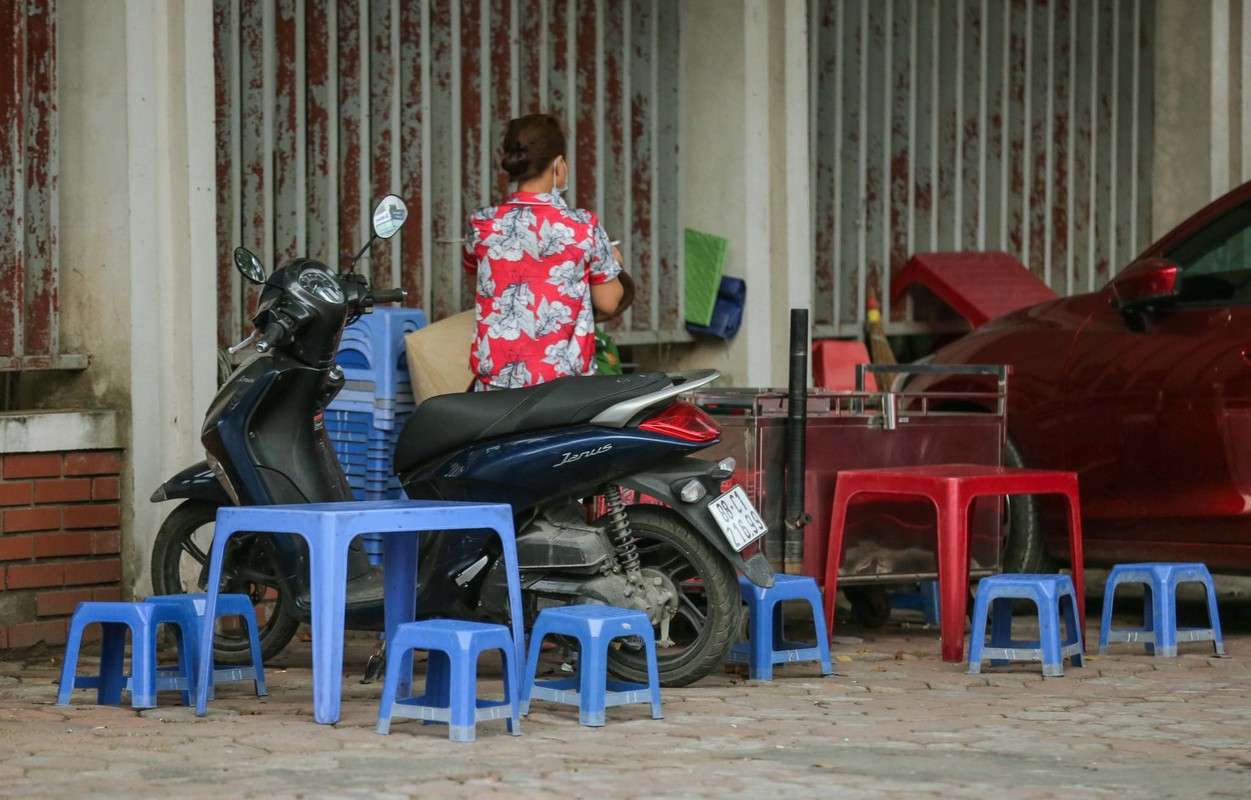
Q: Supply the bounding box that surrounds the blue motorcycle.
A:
[150,195,773,687]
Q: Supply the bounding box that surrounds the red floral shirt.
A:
[464,192,620,389]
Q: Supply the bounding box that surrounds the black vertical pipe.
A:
[784,308,811,573]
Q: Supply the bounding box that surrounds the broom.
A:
[864,286,897,391]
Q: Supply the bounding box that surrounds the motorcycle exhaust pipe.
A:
[784,308,812,575]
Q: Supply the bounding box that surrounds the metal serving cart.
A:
[689,365,1010,588]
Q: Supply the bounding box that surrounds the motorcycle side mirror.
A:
[233,247,266,285]
[371,194,408,240]
[345,194,409,273]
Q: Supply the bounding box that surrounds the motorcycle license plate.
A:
[708,485,768,551]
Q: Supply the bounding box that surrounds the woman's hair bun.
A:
[500,147,530,180]
[500,114,566,182]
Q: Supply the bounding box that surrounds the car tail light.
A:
[638,401,720,443]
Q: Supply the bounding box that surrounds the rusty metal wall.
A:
[1,0,80,372]
[213,0,683,348]
[810,0,1156,337]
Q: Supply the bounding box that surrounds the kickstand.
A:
[361,638,386,684]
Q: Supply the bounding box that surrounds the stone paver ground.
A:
[1,591,1248,799]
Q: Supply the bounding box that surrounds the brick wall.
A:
[0,450,124,649]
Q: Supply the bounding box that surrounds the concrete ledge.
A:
[0,410,121,453]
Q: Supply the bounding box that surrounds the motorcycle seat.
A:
[392,372,673,472]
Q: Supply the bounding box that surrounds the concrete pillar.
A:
[1153,0,1251,238]
[123,0,218,596]
[770,0,812,387]
[672,0,810,388]
[51,0,216,596]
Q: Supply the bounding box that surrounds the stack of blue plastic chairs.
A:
[325,307,427,563]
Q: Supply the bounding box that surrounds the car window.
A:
[1165,200,1251,304]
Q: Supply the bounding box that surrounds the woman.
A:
[464,113,626,390]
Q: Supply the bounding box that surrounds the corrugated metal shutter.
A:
[214,0,684,349]
[810,0,1156,336]
[1,0,81,372]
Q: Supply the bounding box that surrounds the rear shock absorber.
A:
[604,485,675,646]
[603,484,641,578]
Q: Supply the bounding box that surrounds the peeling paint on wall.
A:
[810,0,1155,337]
[213,0,683,347]
[1,0,70,372]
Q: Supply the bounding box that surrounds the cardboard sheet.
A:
[404,309,476,401]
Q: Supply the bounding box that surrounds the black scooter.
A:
[150,194,774,687]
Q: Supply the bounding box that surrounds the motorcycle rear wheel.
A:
[150,499,301,664]
[598,505,740,688]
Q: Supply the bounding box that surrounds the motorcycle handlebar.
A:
[255,321,287,353]
[371,288,407,305]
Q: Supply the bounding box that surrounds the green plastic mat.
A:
[684,228,728,326]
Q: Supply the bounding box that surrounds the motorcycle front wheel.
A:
[150,499,301,664]
[598,504,740,688]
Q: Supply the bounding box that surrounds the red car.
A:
[925,181,1251,576]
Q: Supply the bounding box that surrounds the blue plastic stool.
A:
[196,500,522,724]
[967,574,1085,677]
[145,594,268,698]
[726,575,835,681]
[57,602,197,708]
[520,606,663,727]
[1099,563,1226,658]
[889,581,942,625]
[375,619,521,742]
[335,306,427,400]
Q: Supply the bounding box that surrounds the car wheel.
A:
[1001,436,1053,574]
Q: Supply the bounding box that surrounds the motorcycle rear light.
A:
[678,479,707,503]
[638,401,720,443]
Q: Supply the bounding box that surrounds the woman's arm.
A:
[589,245,626,315]
[590,277,625,315]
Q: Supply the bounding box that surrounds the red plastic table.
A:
[821,465,1085,663]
